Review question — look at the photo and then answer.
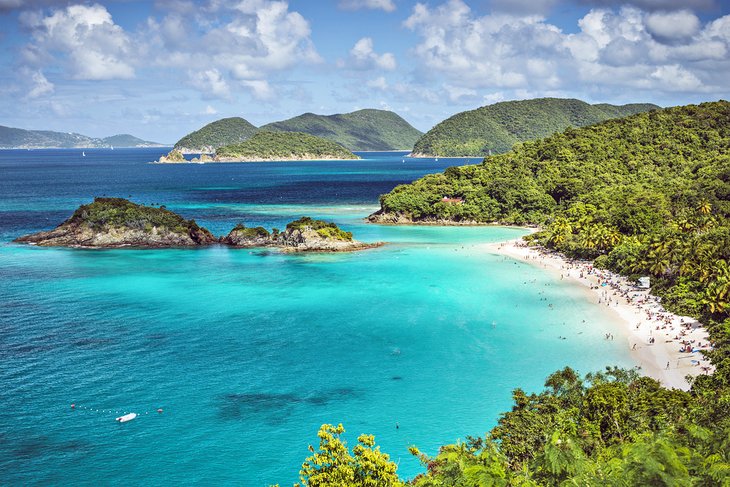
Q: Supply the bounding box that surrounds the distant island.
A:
[260,109,422,151]
[158,132,359,163]
[0,125,163,149]
[172,108,422,153]
[411,98,659,157]
[15,198,379,252]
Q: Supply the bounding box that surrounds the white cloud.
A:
[21,4,135,80]
[143,0,320,99]
[203,104,218,115]
[404,1,730,100]
[338,0,396,12]
[578,0,716,12]
[24,69,54,98]
[189,69,230,98]
[241,79,275,100]
[344,37,397,70]
[645,10,700,42]
[367,76,389,90]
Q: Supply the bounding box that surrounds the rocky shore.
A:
[15,198,380,252]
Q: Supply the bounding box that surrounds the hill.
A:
[173,117,258,153]
[411,98,659,157]
[261,109,422,151]
[349,101,730,485]
[0,125,161,149]
[215,131,359,161]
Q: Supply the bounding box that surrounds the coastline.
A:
[481,237,714,390]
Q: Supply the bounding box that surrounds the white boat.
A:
[116,412,137,423]
[82,151,86,157]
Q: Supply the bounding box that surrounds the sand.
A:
[481,238,714,390]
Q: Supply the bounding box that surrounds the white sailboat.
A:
[82,151,86,157]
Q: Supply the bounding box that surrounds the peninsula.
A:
[15,198,377,252]
[158,131,359,163]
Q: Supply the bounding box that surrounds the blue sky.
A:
[1,0,729,143]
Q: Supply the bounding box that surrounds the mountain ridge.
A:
[0,125,163,149]
[411,98,660,157]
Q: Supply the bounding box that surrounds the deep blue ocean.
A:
[0,149,634,485]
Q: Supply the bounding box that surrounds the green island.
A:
[14,197,216,247]
[309,100,730,486]
[15,199,378,252]
[215,131,359,162]
[174,116,258,153]
[411,98,658,157]
[223,217,380,251]
[0,125,161,149]
[261,108,423,151]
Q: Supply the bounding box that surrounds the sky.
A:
[1,0,729,143]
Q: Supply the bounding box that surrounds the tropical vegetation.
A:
[262,109,422,151]
[286,217,354,241]
[216,131,358,161]
[411,98,658,157]
[174,116,258,152]
[286,100,730,485]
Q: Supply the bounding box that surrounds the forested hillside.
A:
[173,117,258,152]
[292,101,730,485]
[261,109,422,151]
[411,98,658,157]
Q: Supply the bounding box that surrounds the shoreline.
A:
[481,238,714,390]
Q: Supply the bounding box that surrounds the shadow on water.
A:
[218,388,360,423]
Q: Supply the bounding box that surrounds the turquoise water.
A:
[0,150,634,485]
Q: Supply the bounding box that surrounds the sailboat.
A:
[82,151,86,157]
[110,145,114,150]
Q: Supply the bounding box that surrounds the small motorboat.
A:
[116,413,137,423]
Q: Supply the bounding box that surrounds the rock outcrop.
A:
[14,198,217,248]
[223,218,383,252]
[157,149,186,163]
[16,199,381,252]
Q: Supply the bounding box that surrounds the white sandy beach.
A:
[481,238,714,390]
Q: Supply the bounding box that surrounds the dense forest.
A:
[215,131,358,160]
[261,109,423,151]
[411,98,658,157]
[285,101,730,485]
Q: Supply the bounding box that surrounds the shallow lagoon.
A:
[0,150,633,484]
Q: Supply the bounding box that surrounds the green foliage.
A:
[412,97,658,157]
[216,131,358,160]
[174,117,258,151]
[68,197,205,235]
[262,109,422,151]
[231,223,270,238]
[286,217,353,241]
[297,424,402,487]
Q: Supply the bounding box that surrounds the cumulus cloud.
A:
[189,69,230,98]
[338,0,396,12]
[645,10,700,43]
[20,4,135,80]
[578,0,716,11]
[343,37,397,70]
[144,0,321,98]
[404,0,730,100]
